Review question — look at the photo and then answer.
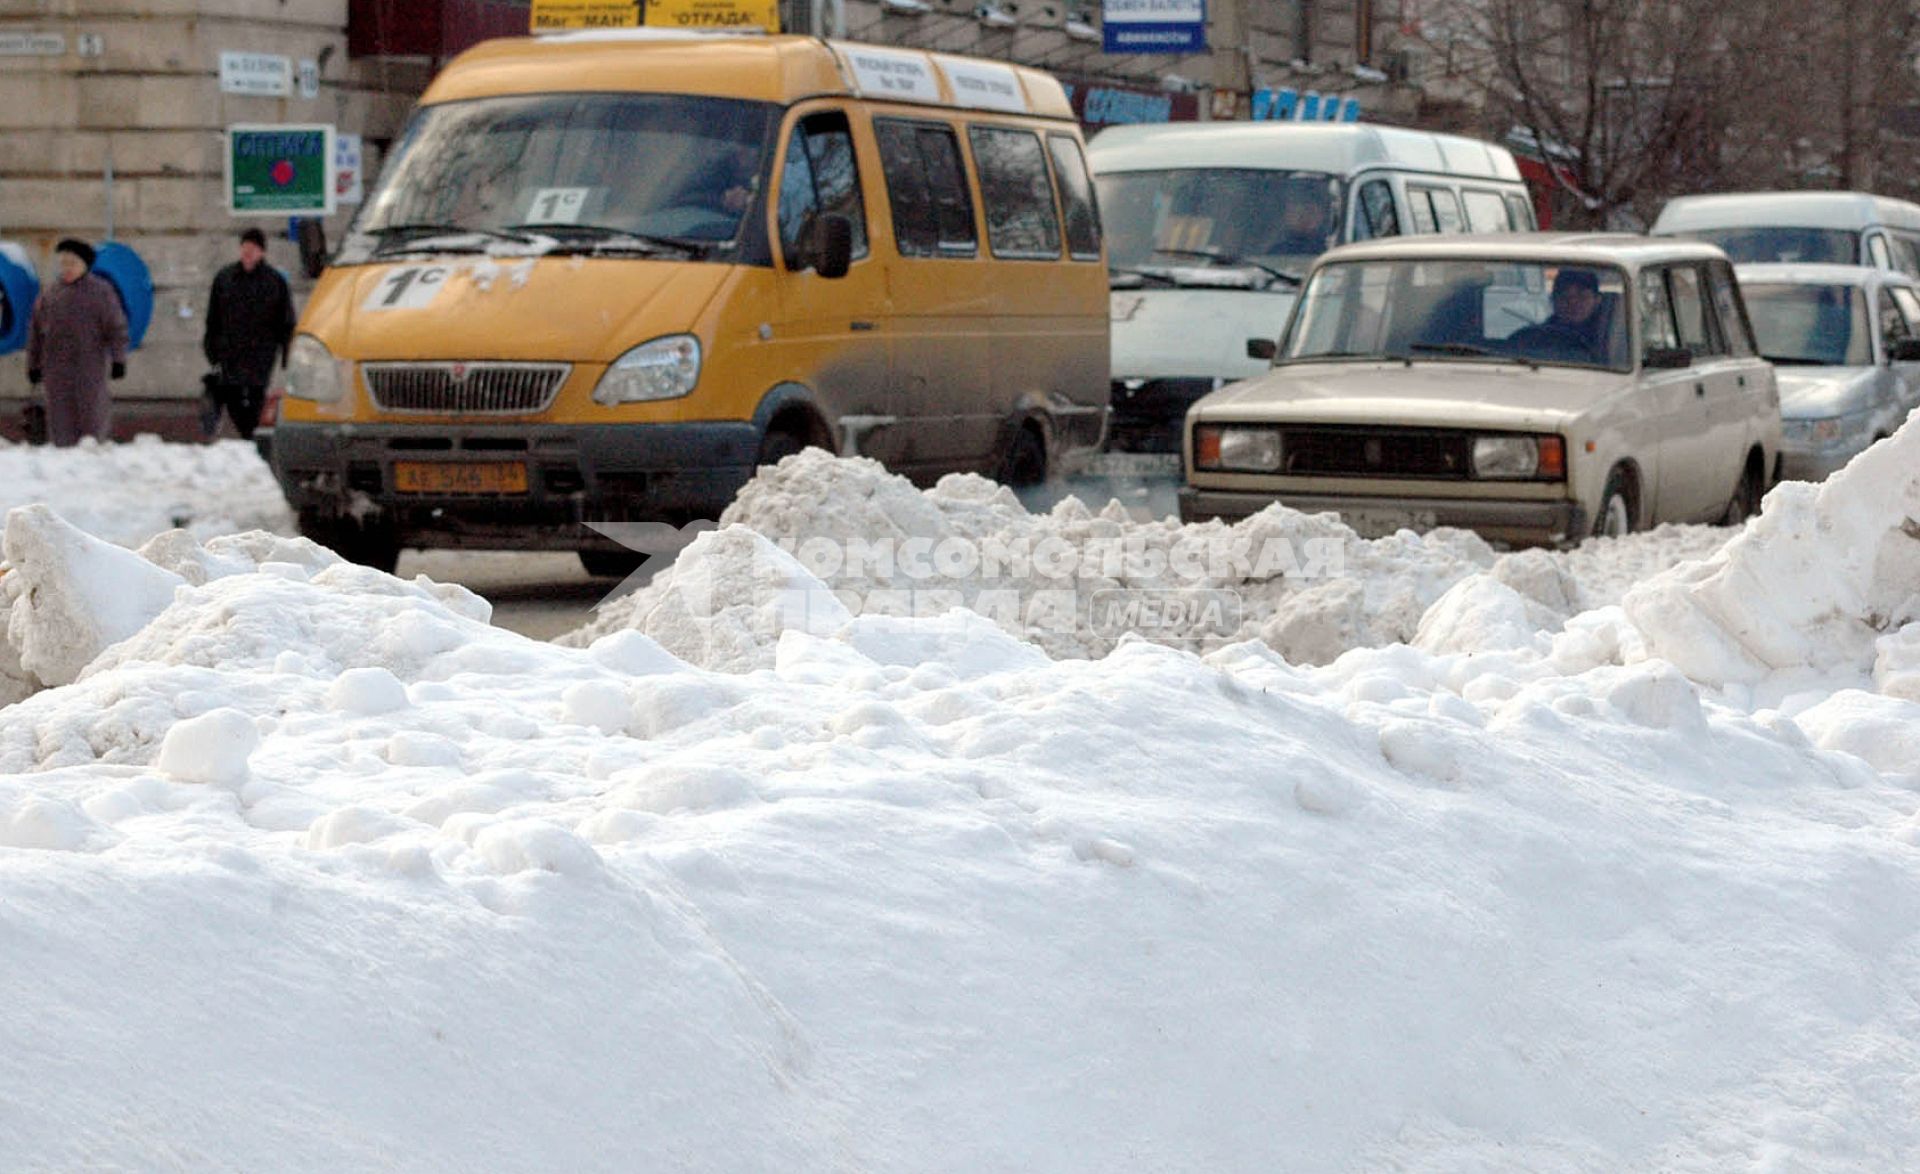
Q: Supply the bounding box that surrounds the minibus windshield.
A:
[1097,168,1342,286]
[1679,227,1860,266]
[1740,283,1872,366]
[1283,259,1632,372]
[340,93,778,264]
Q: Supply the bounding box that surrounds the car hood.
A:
[1192,360,1624,430]
[1773,366,1877,418]
[1109,287,1296,382]
[304,256,735,362]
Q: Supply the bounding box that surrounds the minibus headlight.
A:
[593,334,702,405]
[285,334,344,403]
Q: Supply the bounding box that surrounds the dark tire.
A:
[995,425,1048,489]
[1592,468,1635,539]
[1721,459,1763,526]
[757,427,809,467]
[299,510,400,573]
[579,549,647,578]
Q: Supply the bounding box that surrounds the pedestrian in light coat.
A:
[202,227,296,439]
[25,239,128,447]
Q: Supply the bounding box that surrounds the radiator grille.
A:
[363,362,569,415]
[1281,426,1472,479]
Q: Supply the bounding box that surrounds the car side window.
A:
[967,125,1062,259]
[1670,265,1724,356]
[1890,286,1920,336]
[1353,180,1399,240]
[1504,193,1536,230]
[1878,287,1913,344]
[777,110,869,270]
[875,118,977,258]
[1640,268,1680,352]
[1462,189,1508,233]
[1705,262,1756,358]
[1407,188,1438,234]
[1046,133,1102,261]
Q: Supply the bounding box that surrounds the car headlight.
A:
[1472,434,1565,480]
[285,334,344,402]
[592,334,701,405]
[1783,416,1847,444]
[1194,424,1282,472]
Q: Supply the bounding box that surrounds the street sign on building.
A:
[227,124,336,216]
[219,51,293,97]
[1060,76,1201,127]
[0,31,65,55]
[1101,0,1206,55]
[335,134,365,205]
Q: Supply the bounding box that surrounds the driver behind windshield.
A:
[1262,180,1337,258]
[1507,267,1604,361]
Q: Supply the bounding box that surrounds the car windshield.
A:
[338,93,778,264]
[1740,282,1872,366]
[1681,227,1860,265]
[1096,168,1341,284]
[1283,258,1632,371]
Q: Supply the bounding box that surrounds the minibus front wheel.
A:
[996,424,1049,489]
[756,406,835,468]
[299,508,401,575]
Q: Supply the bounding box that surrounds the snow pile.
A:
[1625,418,1920,690]
[6,517,1920,1167]
[0,435,293,547]
[567,450,1729,669]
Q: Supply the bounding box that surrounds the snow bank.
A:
[1625,417,1920,688]
[5,522,1920,1168]
[566,450,1729,669]
[0,435,292,547]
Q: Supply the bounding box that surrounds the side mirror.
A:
[814,214,853,280]
[296,218,328,279]
[1246,337,1278,361]
[1889,337,1920,363]
[1643,345,1693,370]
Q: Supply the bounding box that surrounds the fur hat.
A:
[54,238,96,270]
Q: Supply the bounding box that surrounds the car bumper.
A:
[1178,487,1587,547]
[270,420,761,549]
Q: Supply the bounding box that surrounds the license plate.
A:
[392,461,528,494]
[1079,452,1184,478]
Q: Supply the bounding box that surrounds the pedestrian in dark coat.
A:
[25,239,128,447]
[203,227,296,439]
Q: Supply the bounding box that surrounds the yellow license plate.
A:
[392,461,528,495]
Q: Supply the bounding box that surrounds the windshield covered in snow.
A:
[1096,168,1340,287]
[1282,258,1633,371]
[1678,227,1860,266]
[338,93,778,264]
[1740,283,1872,366]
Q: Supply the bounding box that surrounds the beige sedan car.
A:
[1179,234,1782,546]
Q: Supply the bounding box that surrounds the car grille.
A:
[1280,426,1471,479]
[363,362,569,415]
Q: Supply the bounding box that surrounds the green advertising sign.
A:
[227,124,336,216]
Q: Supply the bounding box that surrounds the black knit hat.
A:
[240,227,267,249]
[54,238,95,270]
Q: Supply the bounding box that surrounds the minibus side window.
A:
[1353,180,1399,240]
[967,125,1062,260]
[777,111,869,270]
[1046,134,1103,262]
[1462,189,1508,233]
[874,119,977,258]
[1407,187,1439,234]
[1504,193,1536,230]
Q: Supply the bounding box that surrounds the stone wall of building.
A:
[0,0,424,416]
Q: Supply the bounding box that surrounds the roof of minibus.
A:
[1653,191,1920,233]
[422,32,1074,119]
[1320,232,1728,269]
[1085,121,1524,182]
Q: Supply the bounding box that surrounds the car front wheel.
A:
[1592,469,1635,539]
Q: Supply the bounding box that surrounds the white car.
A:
[1736,262,1920,481]
[1180,234,1782,546]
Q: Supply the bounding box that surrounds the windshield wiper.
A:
[1282,350,1399,363]
[1150,247,1303,287]
[508,222,712,257]
[370,223,539,254]
[1410,341,1539,369]
[1760,354,1828,366]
